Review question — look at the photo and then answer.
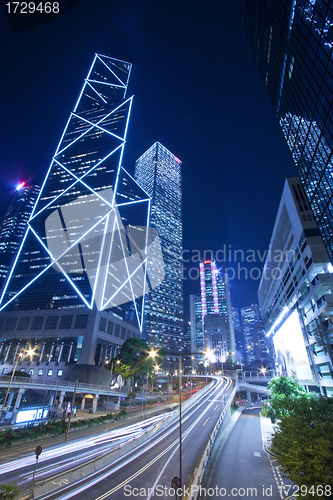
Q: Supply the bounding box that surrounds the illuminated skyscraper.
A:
[189,294,203,353]
[232,307,245,364]
[134,142,183,352]
[200,260,236,362]
[0,55,151,383]
[0,184,40,292]
[240,304,262,364]
[240,0,333,264]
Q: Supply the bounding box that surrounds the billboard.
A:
[273,310,312,380]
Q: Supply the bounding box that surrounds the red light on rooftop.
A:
[16,181,25,190]
[203,260,211,264]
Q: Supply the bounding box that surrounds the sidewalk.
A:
[260,413,278,454]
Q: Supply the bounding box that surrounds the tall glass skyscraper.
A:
[134,142,183,352]
[0,184,40,293]
[240,305,259,363]
[0,55,150,383]
[189,294,203,352]
[240,0,333,263]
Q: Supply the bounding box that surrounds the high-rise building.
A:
[240,0,333,265]
[189,294,203,352]
[240,304,264,364]
[252,321,270,365]
[134,142,183,352]
[200,260,229,320]
[0,184,40,293]
[204,315,233,365]
[258,177,333,395]
[232,306,245,364]
[0,55,149,383]
[200,260,236,363]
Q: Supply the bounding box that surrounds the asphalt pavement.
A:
[200,408,293,500]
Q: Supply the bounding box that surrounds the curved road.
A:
[0,376,235,499]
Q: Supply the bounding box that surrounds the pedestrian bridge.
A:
[0,375,128,397]
[0,375,128,423]
[237,381,270,396]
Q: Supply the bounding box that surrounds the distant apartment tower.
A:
[134,142,183,352]
[240,0,333,266]
[200,260,236,362]
[0,184,40,292]
[0,55,146,384]
[258,177,333,395]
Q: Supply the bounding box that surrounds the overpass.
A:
[0,375,128,424]
[220,371,272,403]
[235,371,272,403]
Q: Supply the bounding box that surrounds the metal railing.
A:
[0,375,129,394]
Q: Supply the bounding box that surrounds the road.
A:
[201,408,293,500]
[0,376,235,499]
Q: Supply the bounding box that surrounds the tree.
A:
[0,483,19,500]
[114,339,164,388]
[272,394,333,496]
[263,375,306,421]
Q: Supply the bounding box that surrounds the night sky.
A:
[0,0,297,318]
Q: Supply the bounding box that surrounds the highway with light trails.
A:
[0,376,235,500]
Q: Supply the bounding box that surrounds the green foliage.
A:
[268,375,305,398]
[0,413,118,448]
[0,483,19,500]
[263,376,306,421]
[272,394,333,496]
[115,339,165,387]
[223,357,240,371]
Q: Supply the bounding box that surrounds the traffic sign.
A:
[35,445,42,458]
[171,476,181,490]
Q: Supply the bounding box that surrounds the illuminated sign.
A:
[273,310,312,380]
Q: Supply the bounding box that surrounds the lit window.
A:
[47,369,53,376]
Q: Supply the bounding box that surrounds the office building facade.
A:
[240,304,263,364]
[134,142,183,352]
[258,177,333,395]
[240,0,333,266]
[232,307,245,364]
[0,184,40,293]
[189,294,203,354]
[0,55,148,383]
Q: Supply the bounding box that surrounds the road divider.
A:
[183,384,237,500]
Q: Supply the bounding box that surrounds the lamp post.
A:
[145,368,149,419]
[105,359,113,410]
[148,348,207,488]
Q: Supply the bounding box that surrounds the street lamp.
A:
[148,348,208,488]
